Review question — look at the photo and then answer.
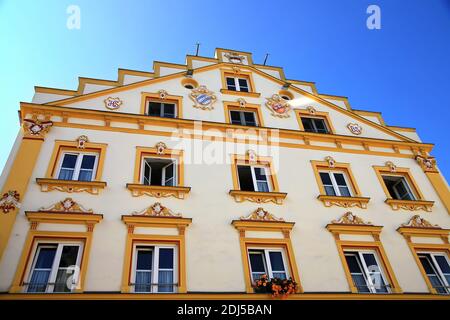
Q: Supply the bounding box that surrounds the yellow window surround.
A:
[220,68,261,98]
[223,100,265,127]
[126,144,190,199]
[311,157,370,209]
[9,198,102,293]
[139,91,183,117]
[121,203,191,294]
[36,138,108,195]
[326,212,402,294]
[295,108,336,134]
[397,215,450,294]
[231,208,302,294]
[229,152,287,205]
[373,163,434,212]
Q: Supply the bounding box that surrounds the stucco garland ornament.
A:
[265,94,291,118]
[325,156,336,168]
[22,116,53,137]
[104,97,123,110]
[385,161,397,173]
[415,155,437,172]
[240,208,284,222]
[401,215,440,229]
[132,202,182,217]
[77,135,89,149]
[331,212,372,225]
[39,198,93,214]
[237,98,246,108]
[155,142,167,155]
[347,123,363,135]
[0,190,21,214]
[189,85,217,110]
[158,89,168,99]
[224,52,245,64]
[306,106,317,115]
[247,149,257,163]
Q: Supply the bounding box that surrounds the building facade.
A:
[0,48,449,300]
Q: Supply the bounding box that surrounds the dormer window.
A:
[226,76,249,92]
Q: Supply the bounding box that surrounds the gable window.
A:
[301,117,330,134]
[381,175,416,200]
[237,165,271,192]
[132,245,177,293]
[248,248,288,283]
[57,152,98,182]
[319,171,352,197]
[141,158,176,186]
[226,76,249,92]
[26,242,83,293]
[147,101,176,118]
[417,252,450,294]
[344,250,390,293]
[230,110,257,126]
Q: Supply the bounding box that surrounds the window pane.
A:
[352,274,370,293]
[249,252,266,273]
[319,172,332,185]
[159,248,174,269]
[143,161,151,185]
[345,254,363,274]
[135,271,152,292]
[435,255,450,274]
[338,186,351,197]
[226,77,236,90]
[80,155,96,169]
[61,154,77,169]
[269,252,285,272]
[35,247,57,268]
[238,78,249,92]
[137,249,153,271]
[58,246,79,268]
[272,272,287,279]
[254,167,269,192]
[78,170,93,182]
[237,165,255,191]
[163,103,175,118]
[230,111,242,125]
[419,255,435,274]
[158,270,174,292]
[148,102,162,116]
[58,169,74,180]
[54,270,72,292]
[301,118,314,132]
[254,167,267,181]
[333,173,347,186]
[164,163,175,186]
[362,253,378,269]
[28,270,51,293]
[243,112,257,126]
[313,118,328,133]
[324,186,336,196]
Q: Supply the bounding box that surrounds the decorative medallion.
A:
[347,123,363,135]
[306,106,316,114]
[240,208,284,222]
[22,115,53,138]
[325,156,336,168]
[385,161,397,172]
[265,94,291,118]
[331,212,372,225]
[77,135,89,149]
[104,97,123,110]
[39,198,93,214]
[155,142,167,155]
[158,89,168,99]
[401,215,440,229]
[224,52,246,64]
[415,155,437,172]
[237,98,246,108]
[0,190,21,214]
[189,85,217,110]
[247,149,257,163]
[132,202,182,217]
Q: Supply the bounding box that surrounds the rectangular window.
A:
[237,165,271,192]
[382,175,416,200]
[229,110,257,126]
[57,152,98,182]
[226,77,249,92]
[141,158,176,186]
[301,117,329,134]
[319,171,352,197]
[418,252,450,294]
[344,250,390,293]
[132,245,177,293]
[147,101,176,118]
[248,249,288,283]
[26,242,83,293]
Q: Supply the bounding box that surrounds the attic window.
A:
[181,78,198,90]
[278,90,294,101]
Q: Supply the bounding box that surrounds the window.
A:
[237,165,271,192]
[344,250,390,293]
[226,77,249,92]
[57,152,98,182]
[418,252,450,294]
[248,249,288,283]
[230,110,257,126]
[319,171,352,197]
[301,117,330,134]
[382,175,416,200]
[26,242,83,293]
[147,101,176,118]
[141,157,176,186]
[132,245,177,293]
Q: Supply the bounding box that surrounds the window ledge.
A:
[36,178,107,195]
[317,195,371,209]
[220,89,261,98]
[385,199,434,212]
[229,190,287,205]
[126,184,191,199]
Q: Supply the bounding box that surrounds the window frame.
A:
[225,76,250,92]
[146,100,177,118]
[140,92,183,118]
[56,151,99,182]
[229,109,258,126]
[140,156,178,186]
[220,68,260,98]
[247,247,290,283]
[417,251,450,294]
[237,164,272,192]
[318,170,353,197]
[295,109,335,134]
[381,173,417,201]
[223,101,265,127]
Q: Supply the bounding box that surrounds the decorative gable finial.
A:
[401,215,440,229]
[39,198,93,214]
[325,156,336,168]
[331,212,372,225]
[132,202,182,217]
[385,161,397,172]
[155,142,167,155]
[77,135,89,149]
[240,208,284,222]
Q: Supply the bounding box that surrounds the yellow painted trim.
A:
[223,101,265,127]
[139,91,183,117]
[295,109,336,134]
[386,125,417,133]
[215,48,254,65]
[185,55,218,69]
[34,86,77,96]
[126,184,191,199]
[286,79,318,94]
[35,178,107,195]
[180,78,199,89]
[253,64,286,80]
[353,110,386,126]
[10,230,96,293]
[423,171,450,215]
[153,61,187,77]
[318,93,352,110]
[25,212,103,227]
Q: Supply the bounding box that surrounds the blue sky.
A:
[1,0,449,180]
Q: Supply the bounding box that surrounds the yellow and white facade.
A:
[0,48,449,300]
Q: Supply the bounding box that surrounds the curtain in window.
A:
[28,270,51,293]
[135,271,152,292]
[158,270,174,292]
